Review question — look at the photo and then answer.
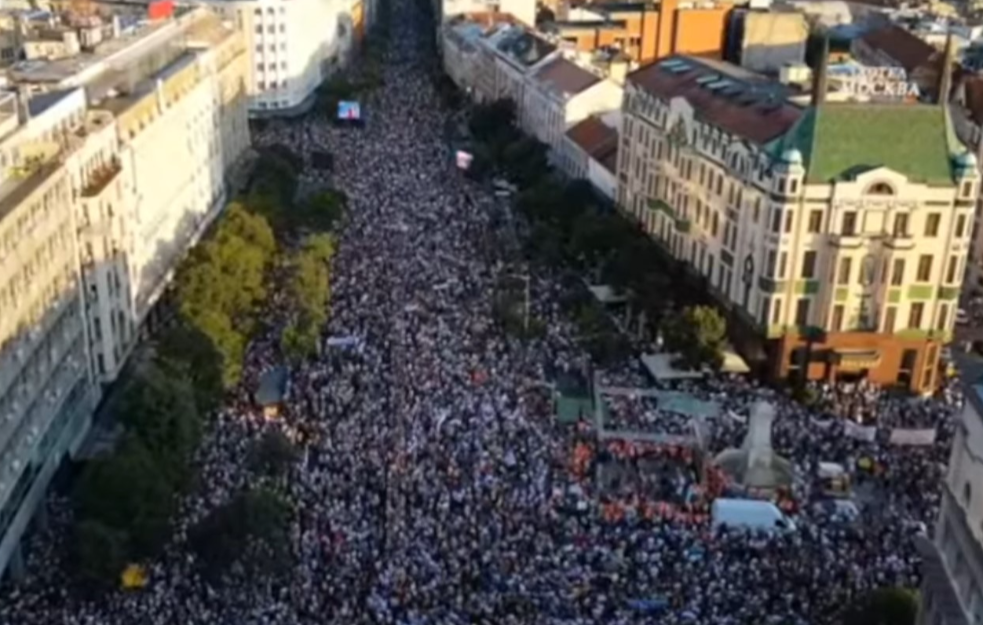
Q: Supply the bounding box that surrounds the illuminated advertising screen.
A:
[337,101,361,121]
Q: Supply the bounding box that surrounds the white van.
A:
[711,498,796,533]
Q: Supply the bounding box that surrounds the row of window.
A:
[761,294,948,334]
[770,207,970,239]
[254,24,287,35]
[789,249,963,285]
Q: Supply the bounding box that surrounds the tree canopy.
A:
[843,587,919,625]
[73,436,176,558]
[189,487,293,578]
[281,234,335,363]
[175,203,276,387]
[663,305,728,371]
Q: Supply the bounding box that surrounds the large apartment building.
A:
[0,6,250,577]
[618,54,977,393]
[544,0,735,66]
[200,0,364,116]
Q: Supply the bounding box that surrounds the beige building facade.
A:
[0,7,251,579]
[619,55,976,393]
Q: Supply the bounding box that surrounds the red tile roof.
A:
[566,116,618,158]
[533,57,600,95]
[626,57,802,145]
[858,26,936,74]
[597,144,618,174]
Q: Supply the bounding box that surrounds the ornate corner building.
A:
[617,54,978,394]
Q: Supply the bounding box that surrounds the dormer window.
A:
[866,182,894,195]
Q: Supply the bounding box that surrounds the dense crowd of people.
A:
[0,2,965,624]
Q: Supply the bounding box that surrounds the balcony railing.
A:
[81,158,122,199]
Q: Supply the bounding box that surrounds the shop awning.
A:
[833,349,881,370]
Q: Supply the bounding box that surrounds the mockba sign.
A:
[833,66,921,99]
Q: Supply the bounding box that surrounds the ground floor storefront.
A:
[768,329,944,394]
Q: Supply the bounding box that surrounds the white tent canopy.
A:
[587,284,628,305]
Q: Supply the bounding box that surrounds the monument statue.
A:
[713,401,794,491]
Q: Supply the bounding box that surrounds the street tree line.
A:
[70,144,343,587]
[465,98,727,370]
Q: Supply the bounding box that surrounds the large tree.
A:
[73,436,176,556]
[174,203,276,387]
[189,487,293,578]
[116,362,201,489]
[843,587,919,625]
[662,305,727,371]
[72,520,129,587]
[155,321,224,414]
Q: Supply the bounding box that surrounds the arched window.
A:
[866,182,895,195]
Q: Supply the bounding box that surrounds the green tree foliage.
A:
[502,137,551,189]
[116,362,200,489]
[73,436,176,557]
[155,321,224,415]
[663,305,727,371]
[843,587,919,625]
[296,191,347,233]
[263,143,304,172]
[280,234,335,362]
[189,487,293,578]
[176,203,276,387]
[248,151,299,209]
[72,520,129,586]
[468,99,515,141]
[249,430,298,477]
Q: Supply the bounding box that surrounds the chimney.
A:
[939,31,955,105]
[811,33,829,107]
[608,58,628,85]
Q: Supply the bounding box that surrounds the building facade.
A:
[199,0,359,116]
[919,383,983,625]
[559,113,619,200]
[618,55,976,392]
[0,92,101,579]
[543,0,734,66]
[0,7,251,578]
[520,56,622,153]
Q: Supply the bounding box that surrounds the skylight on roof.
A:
[707,80,731,91]
[696,74,719,84]
[660,59,685,68]
[668,63,692,74]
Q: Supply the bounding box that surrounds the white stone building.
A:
[199,0,368,116]
[520,56,622,155]
[558,111,619,201]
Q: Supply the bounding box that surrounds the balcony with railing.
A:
[81,158,122,199]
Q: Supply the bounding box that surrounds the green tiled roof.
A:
[773,104,957,186]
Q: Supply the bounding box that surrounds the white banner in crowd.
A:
[843,420,877,442]
[888,428,937,446]
[455,150,473,170]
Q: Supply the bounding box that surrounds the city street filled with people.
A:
[0,1,964,624]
